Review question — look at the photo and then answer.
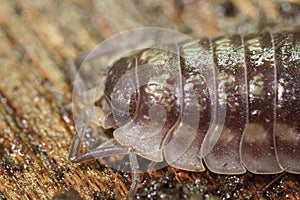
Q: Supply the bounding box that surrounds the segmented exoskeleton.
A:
[69,31,300,197]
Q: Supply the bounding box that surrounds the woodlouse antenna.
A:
[257,172,287,195]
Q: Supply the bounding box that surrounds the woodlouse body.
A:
[70,31,300,187]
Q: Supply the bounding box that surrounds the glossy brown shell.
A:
[101,31,300,175]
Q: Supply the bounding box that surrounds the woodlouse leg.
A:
[257,172,287,195]
[147,161,157,170]
[69,121,87,161]
[128,152,140,199]
[147,161,160,172]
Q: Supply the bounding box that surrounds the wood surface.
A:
[0,0,300,199]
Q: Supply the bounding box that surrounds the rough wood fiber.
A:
[0,0,299,199]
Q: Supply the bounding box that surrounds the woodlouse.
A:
[69,30,300,197]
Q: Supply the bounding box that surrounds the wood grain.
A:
[0,0,299,199]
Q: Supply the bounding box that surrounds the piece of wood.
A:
[0,0,299,199]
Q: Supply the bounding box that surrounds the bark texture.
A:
[0,0,299,199]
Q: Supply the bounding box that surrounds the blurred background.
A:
[0,0,300,199]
